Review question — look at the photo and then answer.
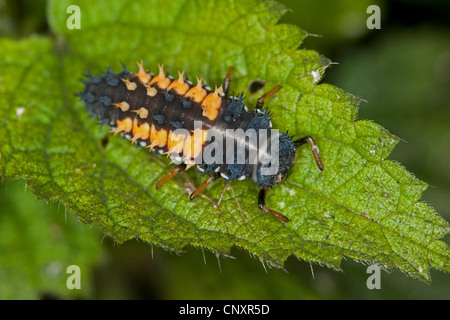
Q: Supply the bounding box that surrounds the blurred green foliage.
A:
[0,181,102,299]
[0,0,449,299]
[0,0,47,37]
[279,0,384,54]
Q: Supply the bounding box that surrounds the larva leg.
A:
[256,85,282,109]
[293,136,324,171]
[223,67,235,98]
[155,164,186,189]
[258,187,290,222]
[189,173,221,200]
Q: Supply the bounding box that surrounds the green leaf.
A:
[0,0,448,283]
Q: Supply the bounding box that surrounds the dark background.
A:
[0,0,449,299]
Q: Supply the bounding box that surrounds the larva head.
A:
[251,131,296,188]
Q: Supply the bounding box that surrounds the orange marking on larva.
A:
[112,101,130,112]
[133,60,152,84]
[167,70,189,95]
[184,128,208,159]
[214,84,225,97]
[146,140,162,152]
[131,120,150,144]
[150,64,170,89]
[112,117,133,135]
[144,83,157,97]
[165,131,186,156]
[185,76,207,103]
[150,124,168,148]
[121,78,137,91]
[132,107,149,119]
[201,85,224,121]
[184,158,196,170]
